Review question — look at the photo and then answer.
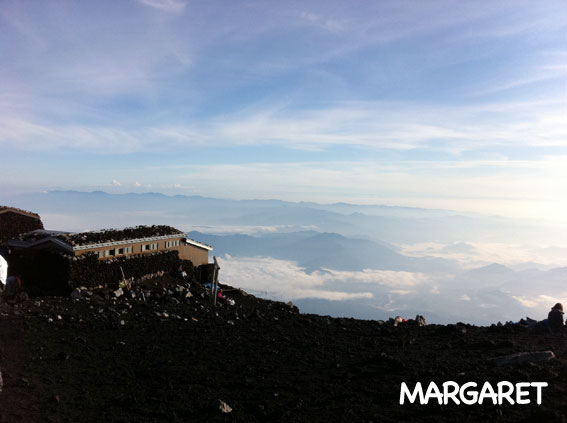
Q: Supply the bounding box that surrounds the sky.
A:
[1,0,566,222]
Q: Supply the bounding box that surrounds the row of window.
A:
[96,240,181,258]
[97,246,135,258]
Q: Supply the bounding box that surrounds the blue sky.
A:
[1,0,566,221]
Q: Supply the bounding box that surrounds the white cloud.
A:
[319,268,429,287]
[2,98,566,154]
[511,295,557,308]
[399,241,567,268]
[217,255,409,302]
[299,12,345,33]
[136,0,187,13]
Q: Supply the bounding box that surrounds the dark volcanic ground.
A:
[1,277,567,422]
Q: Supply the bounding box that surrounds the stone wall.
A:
[6,249,206,296]
[0,211,44,244]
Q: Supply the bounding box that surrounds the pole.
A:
[212,256,220,305]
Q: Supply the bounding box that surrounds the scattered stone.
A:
[113,288,124,298]
[218,399,232,413]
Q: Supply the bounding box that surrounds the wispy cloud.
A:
[136,0,187,13]
[3,98,565,154]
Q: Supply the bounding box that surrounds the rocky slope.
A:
[0,275,566,422]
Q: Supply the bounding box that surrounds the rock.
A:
[490,351,556,366]
[70,288,82,300]
[218,399,232,413]
[113,288,124,298]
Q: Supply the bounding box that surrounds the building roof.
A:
[11,225,213,252]
[0,206,42,220]
[185,237,213,251]
[60,225,184,247]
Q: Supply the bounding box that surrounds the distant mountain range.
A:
[1,190,565,324]
[2,190,558,245]
[189,230,457,273]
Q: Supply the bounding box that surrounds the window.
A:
[166,240,180,248]
[118,248,124,255]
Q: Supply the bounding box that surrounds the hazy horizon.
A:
[3,189,566,325]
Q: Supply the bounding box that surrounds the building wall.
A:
[0,211,44,244]
[179,243,209,266]
[74,236,186,260]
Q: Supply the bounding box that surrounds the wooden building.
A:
[8,225,212,266]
